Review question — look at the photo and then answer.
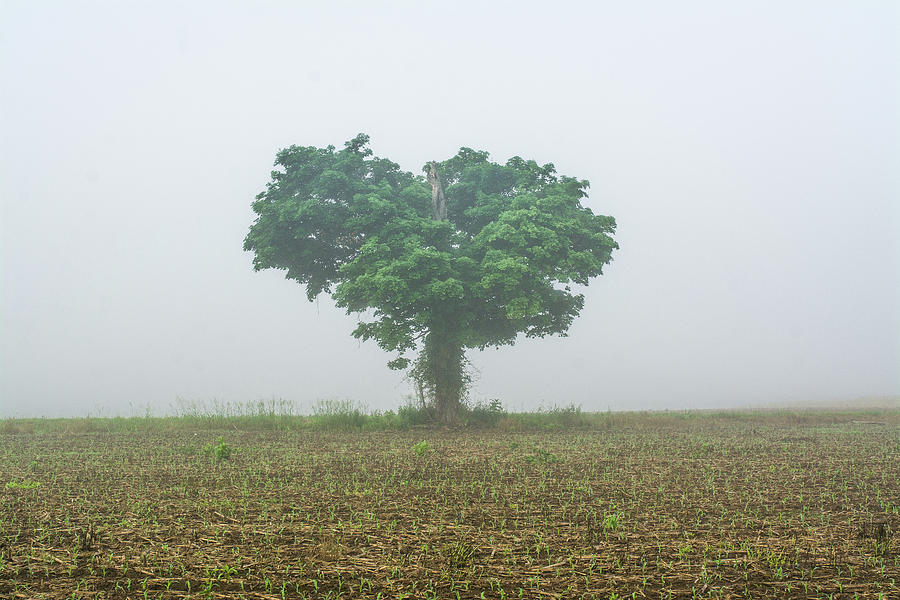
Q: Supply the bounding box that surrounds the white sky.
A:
[1,1,898,417]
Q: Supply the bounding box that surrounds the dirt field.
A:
[1,411,898,599]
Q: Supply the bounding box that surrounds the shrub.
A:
[204,436,231,461]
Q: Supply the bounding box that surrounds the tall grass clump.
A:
[395,398,432,428]
[505,403,589,429]
[172,397,306,430]
[311,399,367,431]
[464,398,507,427]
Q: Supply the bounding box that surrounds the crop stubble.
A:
[1,413,898,599]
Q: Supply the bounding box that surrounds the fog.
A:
[1,1,897,417]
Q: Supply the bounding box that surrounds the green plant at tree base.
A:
[244,134,618,423]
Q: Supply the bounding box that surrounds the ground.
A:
[1,410,898,599]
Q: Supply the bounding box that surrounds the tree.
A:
[244,134,618,423]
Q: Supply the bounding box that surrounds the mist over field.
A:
[1,1,898,418]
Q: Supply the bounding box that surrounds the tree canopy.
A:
[244,134,618,422]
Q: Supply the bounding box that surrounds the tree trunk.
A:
[424,331,464,424]
[423,162,462,423]
[428,161,447,221]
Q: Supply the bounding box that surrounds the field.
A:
[1,409,898,599]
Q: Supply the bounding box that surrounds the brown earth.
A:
[1,412,898,599]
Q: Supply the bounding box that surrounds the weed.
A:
[524,447,558,464]
[465,399,506,427]
[5,479,41,490]
[442,541,476,569]
[312,399,367,430]
[203,437,231,461]
[603,507,625,532]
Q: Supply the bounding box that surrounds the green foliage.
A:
[311,399,366,431]
[412,440,430,456]
[5,479,41,490]
[395,398,432,428]
[5,408,897,436]
[442,540,476,569]
[465,398,507,427]
[244,134,618,421]
[603,506,624,532]
[204,436,231,461]
[542,403,586,428]
[524,447,558,464]
[508,403,588,429]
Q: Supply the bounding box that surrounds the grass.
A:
[3,400,896,435]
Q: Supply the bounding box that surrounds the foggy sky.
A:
[2,1,898,417]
